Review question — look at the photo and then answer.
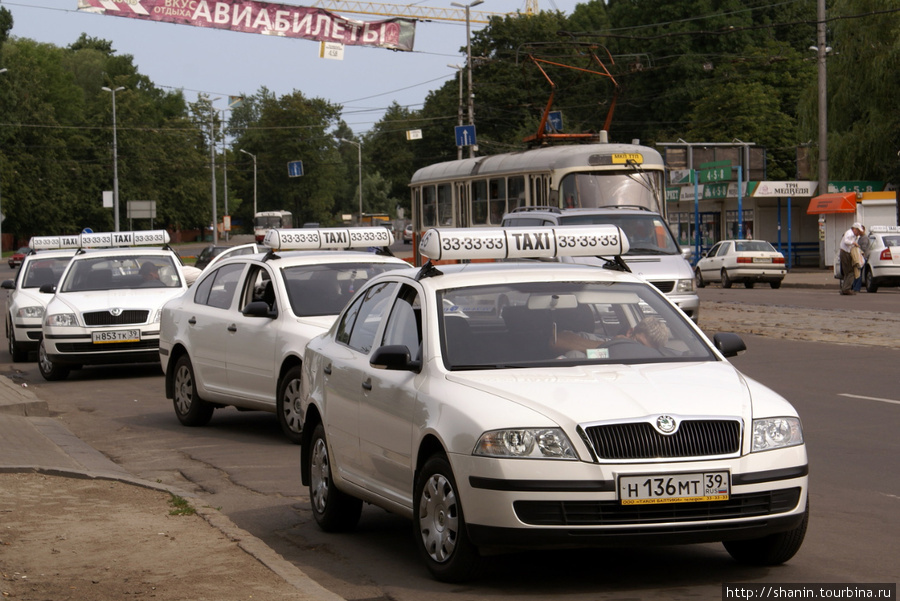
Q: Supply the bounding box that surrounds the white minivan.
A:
[502,207,699,321]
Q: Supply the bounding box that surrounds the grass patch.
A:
[168,494,197,516]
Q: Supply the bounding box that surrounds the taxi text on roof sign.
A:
[29,230,170,251]
[263,227,394,251]
[418,226,630,262]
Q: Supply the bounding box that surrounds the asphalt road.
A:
[2,283,897,599]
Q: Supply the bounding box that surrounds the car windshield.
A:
[283,262,407,316]
[21,257,72,289]
[557,213,680,255]
[733,240,776,253]
[438,280,715,370]
[61,255,183,291]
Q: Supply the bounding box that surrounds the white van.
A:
[502,207,699,322]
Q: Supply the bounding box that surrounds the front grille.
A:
[514,488,801,526]
[56,339,159,353]
[584,420,741,460]
[83,310,150,326]
[650,280,675,293]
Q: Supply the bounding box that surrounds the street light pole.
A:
[451,0,483,159]
[448,64,464,160]
[209,97,221,244]
[240,149,257,217]
[101,85,125,232]
[337,138,363,221]
[0,68,7,255]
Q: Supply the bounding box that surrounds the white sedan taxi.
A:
[2,248,76,361]
[38,230,188,381]
[300,226,808,582]
[862,225,900,292]
[695,239,786,289]
[158,227,409,443]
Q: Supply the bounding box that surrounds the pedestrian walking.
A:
[839,222,864,295]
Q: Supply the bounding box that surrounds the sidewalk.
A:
[0,377,344,601]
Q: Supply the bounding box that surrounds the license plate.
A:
[752,257,770,263]
[618,471,730,505]
[92,329,140,344]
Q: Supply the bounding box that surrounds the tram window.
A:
[509,176,526,211]
[489,178,506,224]
[438,183,453,226]
[422,186,437,227]
[472,179,489,225]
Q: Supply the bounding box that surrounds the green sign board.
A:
[699,166,732,184]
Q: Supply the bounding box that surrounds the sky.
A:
[4,0,577,135]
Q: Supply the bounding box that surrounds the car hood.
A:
[566,255,693,281]
[444,362,794,425]
[49,288,187,313]
[12,288,53,308]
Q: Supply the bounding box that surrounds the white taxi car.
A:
[2,249,76,361]
[300,226,808,582]
[695,239,786,289]
[38,231,188,381]
[862,225,900,293]
[158,227,409,443]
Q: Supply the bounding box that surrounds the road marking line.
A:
[839,393,900,406]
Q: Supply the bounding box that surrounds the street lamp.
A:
[448,64,464,160]
[450,0,483,158]
[0,68,7,255]
[208,97,221,244]
[337,138,363,221]
[239,149,257,217]
[101,85,125,232]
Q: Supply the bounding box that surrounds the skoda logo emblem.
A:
[110,308,123,316]
[656,415,677,434]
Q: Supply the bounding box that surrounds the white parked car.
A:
[38,230,188,381]
[695,239,786,289]
[300,225,808,582]
[158,227,409,443]
[2,249,76,361]
[862,225,900,293]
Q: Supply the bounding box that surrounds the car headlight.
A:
[752,417,803,452]
[676,278,694,293]
[16,306,44,319]
[45,313,79,327]
[474,428,577,459]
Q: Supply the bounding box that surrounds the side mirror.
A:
[38,284,57,294]
[1,279,14,290]
[681,247,693,260]
[713,332,747,358]
[370,344,421,373]
[241,300,277,319]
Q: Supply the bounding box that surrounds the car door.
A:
[223,264,281,405]
[321,280,399,488]
[187,262,247,398]
[698,242,722,281]
[356,284,422,506]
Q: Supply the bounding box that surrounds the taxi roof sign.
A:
[263,227,393,251]
[418,226,629,262]
[29,230,170,251]
[869,225,900,233]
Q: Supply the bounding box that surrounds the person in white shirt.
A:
[839,222,864,295]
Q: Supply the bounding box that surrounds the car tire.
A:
[172,355,214,427]
[7,316,28,362]
[770,280,782,289]
[721,269,732,289]
[276,365,304,444]
[723,502,808,566]
[744,281,755,289]
[694,268,705,288]
[413,454,481,583]
[864,267,878,293]
[308,423,362,531]
[38,341,69,381]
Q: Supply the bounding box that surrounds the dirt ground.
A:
[0,473,319,601]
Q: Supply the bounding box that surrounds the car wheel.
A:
[721,269,732,288]
[864,267,878,293]
[770,279,782,289]
[7,316,27,362]
[724,502,808,565]
[38,341,69,381]
[308,423,362,531]
[694,268,705,288]
[413,454,481,583]
[744,280,755,289]
[172,355,214,426]
[276,365,304,444]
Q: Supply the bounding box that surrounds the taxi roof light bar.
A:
[262,227,394,251]
[29,230,171,251]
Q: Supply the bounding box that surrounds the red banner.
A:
[76,0,416,51]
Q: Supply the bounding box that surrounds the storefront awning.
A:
[807,192,858,214]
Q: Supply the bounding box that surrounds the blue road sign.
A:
[287,160,304,178]
[545,111,563,133]
[455,125,476,147]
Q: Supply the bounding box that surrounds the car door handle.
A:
[362,378,372,391]
[227,323,237,332]
[188,317,196,325]
[323,364,332,375]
